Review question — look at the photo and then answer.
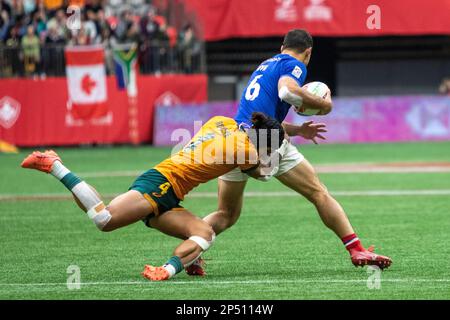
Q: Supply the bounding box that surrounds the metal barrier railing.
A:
[137,39,205,75]
[0,40,205,78]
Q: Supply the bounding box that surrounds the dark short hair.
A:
[250,112,285,151]
[282,29,313,53]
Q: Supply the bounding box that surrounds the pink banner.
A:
[153,102,238,146]
[153,95,450,146]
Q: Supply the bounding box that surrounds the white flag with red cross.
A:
[65,46,108,120]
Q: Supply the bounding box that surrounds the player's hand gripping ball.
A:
[295,81,330,116]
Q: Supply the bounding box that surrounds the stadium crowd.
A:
[0,0,202,77]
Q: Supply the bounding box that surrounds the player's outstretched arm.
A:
[282,121,327,144]
[278,76,332,115]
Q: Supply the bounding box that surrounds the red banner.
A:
[0,75,207,146]
[185,0,450,40]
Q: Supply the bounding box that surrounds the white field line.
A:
[1,189,450,201]
[78,166,450,178]
[1,278,450,288]
[80,170,142,178]
[316,167,450,173]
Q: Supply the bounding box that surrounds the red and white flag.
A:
[65,46,108,120]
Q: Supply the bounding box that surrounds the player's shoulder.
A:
[204,116,238,131]
[277,54,307,80]
[278,54,306,69]
[207,115,235,125]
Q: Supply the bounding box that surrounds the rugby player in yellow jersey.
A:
[21,112,286,281]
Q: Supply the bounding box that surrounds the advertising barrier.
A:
[0,74,207,146]
[153,96,450,146]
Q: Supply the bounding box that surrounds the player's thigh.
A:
[274,142,305,177]
[149,209,214,240]
[106,190,153,228]
[276,158,326,200]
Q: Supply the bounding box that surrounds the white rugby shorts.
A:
[219,142,304,182]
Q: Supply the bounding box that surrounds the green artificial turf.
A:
[0,141,449,299]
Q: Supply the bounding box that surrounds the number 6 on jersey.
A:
[245,75,263,101]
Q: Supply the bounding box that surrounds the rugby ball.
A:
[294,81,330,116]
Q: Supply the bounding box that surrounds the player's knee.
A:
[92,205,114,232]
[99,220,114,232]
[308,184,330,205]
[188,229,216,252]
[217,207,240,229]
[190,223,215,242]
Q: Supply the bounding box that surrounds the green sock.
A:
[60,172,82,191]
[163,256,183,277]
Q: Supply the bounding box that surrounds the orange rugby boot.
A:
[142,265,170,281]
[185,257,206,276]
[21,150,61,173]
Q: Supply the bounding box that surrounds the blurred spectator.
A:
[85,0,102,13]
[70,25,90,45]
[114,9,134,42]
[153,16,170,73]
[43,24,65,75]
[139,7,158,73]
[0,9,11,41]
[178,24,200,73]
[439,78,450,95]
[5,24,20,47]
[31,10,47,39]
[12,0,26,23]
[2,26,21,76]
[21,24,40,76]
[97,9,109,38]
[139,6,158,39]
[125,21,140,43]
[0,0,11,16]
[167,25,177,48]
[45,25,64,44]
[83,9,99,43]
[0,0,203,76]
[46,8,66,39]
[24,0,37,15]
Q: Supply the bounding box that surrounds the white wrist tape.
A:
[189,233,216,251]
[279,86,303,107]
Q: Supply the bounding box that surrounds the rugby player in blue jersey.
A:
[186,29,392,276]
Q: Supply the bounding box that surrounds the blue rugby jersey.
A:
[235,53,307,126]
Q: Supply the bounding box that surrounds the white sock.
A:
[72,181,102,210]
[51,161,70,180]
[163,264,176,278]
[49,162,110,230]
[71,182,111,230]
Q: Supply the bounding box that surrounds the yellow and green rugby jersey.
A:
[155,116,258,200]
